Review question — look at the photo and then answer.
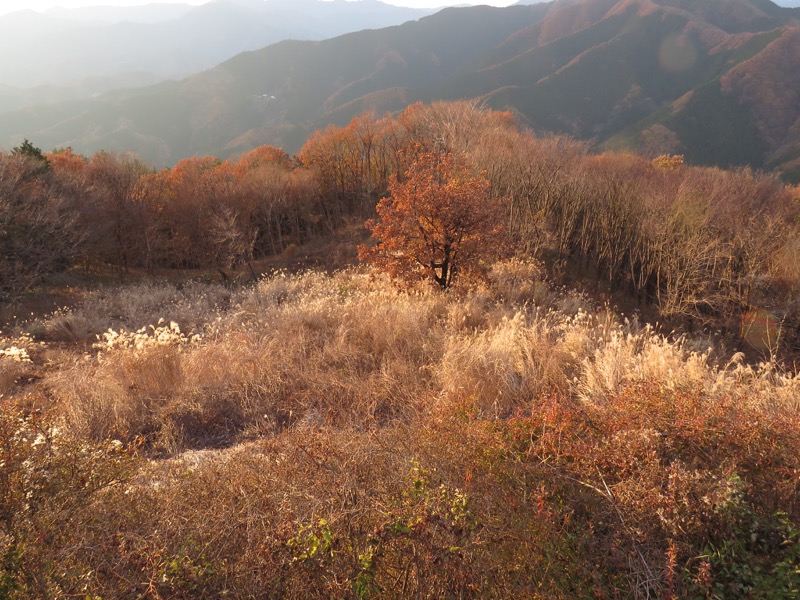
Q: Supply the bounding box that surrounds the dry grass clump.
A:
[440,311,580,416]
[4,266,800,598]
[484,257,552,306]
[26,281,236,343]
[0,332,42,398]
[52,270,451,452]
[0,354,29,399]
[0,359,26,398]
[577,319,800,413]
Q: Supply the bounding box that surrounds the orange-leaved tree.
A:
[359,151,508,289]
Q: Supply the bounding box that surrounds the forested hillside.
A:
[0,0,433,113]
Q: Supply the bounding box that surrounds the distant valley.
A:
[1,0,800,180]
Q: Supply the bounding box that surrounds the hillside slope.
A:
[2,0,799,176]
[0,4,551,164]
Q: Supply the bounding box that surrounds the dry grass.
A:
[2,264,800,598]
[0,359,26,398]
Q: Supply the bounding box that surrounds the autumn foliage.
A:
[359,151,507,289]
[2,102,800,356]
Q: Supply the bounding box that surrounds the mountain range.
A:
[0,0,433,111]
[2,0,800,180]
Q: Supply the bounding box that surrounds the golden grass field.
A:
[2,262,799,598]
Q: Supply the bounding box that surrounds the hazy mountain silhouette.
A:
[0,0,433,107]
[44,3,197,23]
[2,0,799,179]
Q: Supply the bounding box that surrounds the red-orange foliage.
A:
[298,113,401,218]
[46,147,87,176]
[359,151,508,289]
[224,145,292,178]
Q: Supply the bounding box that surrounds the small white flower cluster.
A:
[0,332,41,364]
[95,319,202,353]
[0,346,32,363]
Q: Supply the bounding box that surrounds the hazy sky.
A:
[0,0,520,15]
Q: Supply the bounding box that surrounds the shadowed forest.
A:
[1,101,800,598]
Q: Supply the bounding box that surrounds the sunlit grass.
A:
[2,265,799,598]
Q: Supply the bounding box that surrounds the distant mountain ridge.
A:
[0,0,433,111]
[43,3,197,23]
[2,0,800,180]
